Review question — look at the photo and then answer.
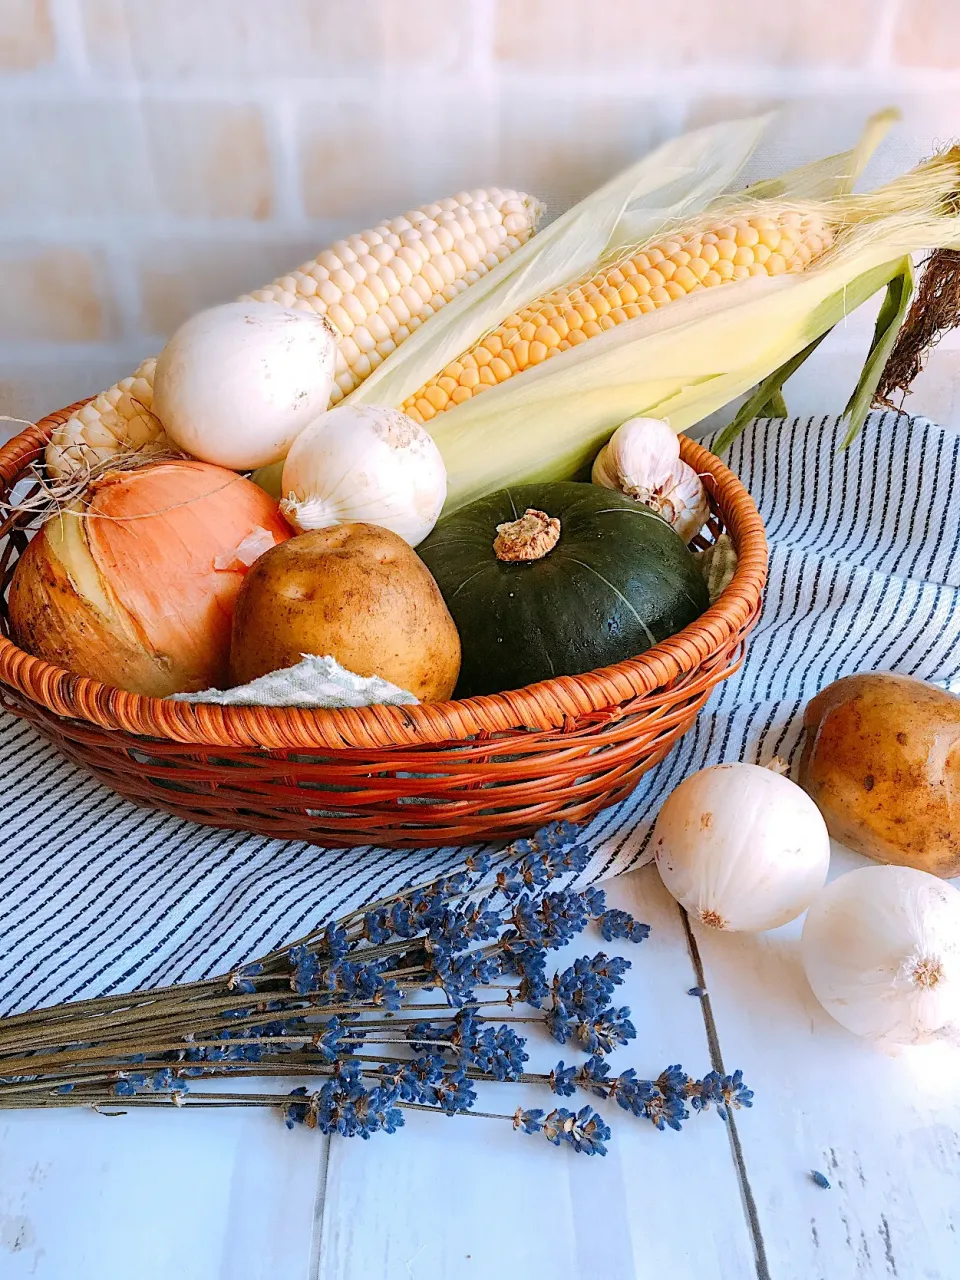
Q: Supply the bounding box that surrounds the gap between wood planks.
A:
[308,1132,333,1280]
[680,905,772,1280]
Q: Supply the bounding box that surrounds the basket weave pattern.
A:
[0,405,767,848]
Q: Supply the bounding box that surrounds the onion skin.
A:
[9,461,290,697]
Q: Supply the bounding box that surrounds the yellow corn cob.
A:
[401,210,834,424]
[46,189,543,478]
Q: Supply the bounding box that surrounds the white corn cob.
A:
[46,189,543,479]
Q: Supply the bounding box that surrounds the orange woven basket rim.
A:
[0,403,767,751]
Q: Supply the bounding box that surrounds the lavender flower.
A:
[540,1105,611,1156]
[549,1061,578,1096]
[1,815,755,1163]
[597,910,652,944]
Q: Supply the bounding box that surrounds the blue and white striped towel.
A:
[1,411,957,1015]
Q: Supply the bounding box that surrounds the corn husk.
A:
[349,114,774,411]
[349,110,896,419]
[418,147,960,510]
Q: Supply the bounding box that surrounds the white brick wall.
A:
[0,0,958,433]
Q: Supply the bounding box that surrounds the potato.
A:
[798,672,960,877]
[230,523,461,702]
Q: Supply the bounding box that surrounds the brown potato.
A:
[230,523,461,702]
[798,672,960,877]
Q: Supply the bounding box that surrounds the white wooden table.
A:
[2,842,959,1280]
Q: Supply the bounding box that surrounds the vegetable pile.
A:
[6,111,960,1152]
[7,114,960,723]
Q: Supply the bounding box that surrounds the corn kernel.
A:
[451,386,472,404]
[490,357,513,381]
[328,304,355,337]
[665,280,687,300]
[733,245,755,267]
[512,340,530,367]
[415,398,436,421]
[424,385,449,410]
[766,253,787,275]
[715,239,738,262]
[479,365,498,384]
[535,324,562,348]
[672,265,698,292]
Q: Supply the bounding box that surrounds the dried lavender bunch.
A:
[0,822,752,1155]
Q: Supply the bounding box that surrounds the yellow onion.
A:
[9,461,291,696]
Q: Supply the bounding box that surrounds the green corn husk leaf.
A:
[348,114,773,410]
[426,150,960,511]
[840,255,914,447]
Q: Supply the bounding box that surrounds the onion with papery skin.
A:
[802,865,960,1046]
[9,461,290,697]
[653,760,831,932]
[154,301,339,470]
[280,404,446,547]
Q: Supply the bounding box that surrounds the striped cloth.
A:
[1,411,957,1015]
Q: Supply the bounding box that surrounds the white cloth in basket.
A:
[172,654,418,709]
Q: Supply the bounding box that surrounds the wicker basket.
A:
[0,404,767,848]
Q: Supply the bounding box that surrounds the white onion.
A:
[280,404,447,547]
[154,301,338,470]
[802,865,960,1046]
[653,761,831,932]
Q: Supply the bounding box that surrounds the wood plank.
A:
[313,866,757,1280]
[0,1105,326,1279]
[693,842,960,1280]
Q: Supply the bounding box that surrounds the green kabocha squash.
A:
[417,481,709,698]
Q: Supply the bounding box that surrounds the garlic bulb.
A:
[802,866,960,1046]
[592,416,709,542]
[154,301,338,471]
[280,404,447,547]
[654,760,831,932]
